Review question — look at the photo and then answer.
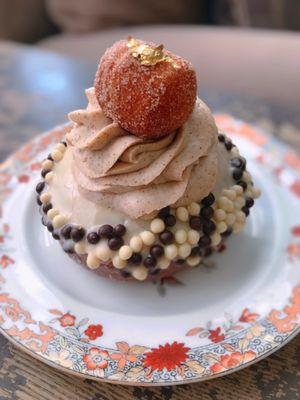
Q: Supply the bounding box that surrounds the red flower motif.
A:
[0,255,15,268]
[84,324,103,340]
[143,342,190,371]
[18,174,30,183]
[208,327,225,343]
[30,162,42,171]
[59,313,76,327]
[83,347,109,370]
[239,308,259,323]
[291,226,300,237]
[287,243,300,262]
[210,351,256,373]
[290,181,300,197]
[0,236,3,244]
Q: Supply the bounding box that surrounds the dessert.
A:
[36,38,261,282]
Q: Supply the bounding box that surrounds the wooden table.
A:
[0,41,299,400]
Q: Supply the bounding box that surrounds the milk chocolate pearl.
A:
[201,193,215,207]
[61,224,72,239]
[114,224,126,237]
[233,168,243,181]
[246,197,254,208]
[150,245,164,258]
[36,181,45,194]
[200,206,214,219]
[42,203,52,214]
[108,236,123,250]
[47,222,54,232]
[70,226,85,242]
[189,216,202,230]
[87,232,100,244]
[198,235,212,247]
[218,133,225,142]
[41,168,51,178]
[164,214,176,227]
[36,195,42,206]
[98,224,114,238]
[202,220,216,235]
[129,253,142,265]
[158,206,170,219]
[144,255,157,268]
[159,230,174,245]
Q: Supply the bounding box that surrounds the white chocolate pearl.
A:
[112,255,126,269]
[233,222,245,233]
[51,150,63,162]
[47,209,59,220]
[119,245,133,261]
[236,211,246,223]
[130,236,143,252]
[187,230,200,245]
[45,171,55,183]
[52,215,68,228]
[232,185,243,195]
[150,218,165,234]
[214,209,226,222]
[42,159,53,169]
[40,192,51,204]
[188,202,200,216]
[158,257,170,270]
[131,266,148,281]
[216,221,227,234]
[225,213,236,226]
[74,241,86,255]
[223,189,236,201]
[96,244,111,262]
[252,187,261,199]
[55,143,66,153]
[165,244,178,260]
[217,196,229,209]
[176,207,189,222]
[234,196,245,209]
[187,256,201,267]
[211,232,222,246]
[87,253,99,269]
[178,243,191,258]
[175,230,187,244]
[223,199,234,212]
[242,171,252,183]
[140,231,155,246]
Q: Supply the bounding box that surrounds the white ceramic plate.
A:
[0,115,299,386]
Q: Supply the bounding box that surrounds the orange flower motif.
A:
[284,151,300,170]
[84,324,103,340]
[208,327,225,343]
[0,172,11,185]
[290,181,300,197]
[110,342,138,370]
[239,308,260,323]
[59,313,76,327]
[210,351,256,373]
[83,347,109,370]
[30,162,42,171]
[287,243,300,262]
[143,342,190,372]
[0,255,15,268]
[4,306,20,321]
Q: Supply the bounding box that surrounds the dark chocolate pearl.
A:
[144,255,157,268]
[176,259,185,265]
[202,220,216,235]
[47,222,54,232]
[61,224,72,239]
[164,214,176,227]
[36,181,45,194]
[246,197,254,208]
[36,195,42,206]
[230,157,246,170]
[52,231,60,240]
[70,226,85,242]
[41,216,47,226]
[87,232,100,244]
[158,206,170,219]
[242,206,250,217]
[218,133,225,142]
[98,224,114,238]
[121,270,131,278]
[47,154,54,161]
[222,227,233,237]
[149,268,160,275]
[113,224,126,237]
[150,245,164,258]
[232,168,243,181]
[62,243,74,254]
[42,203,52,214]
[159,230,174,245]
[61,140,67,147]
[108,236,123,250]
[237,181,247,191]
[189,216,202,230]
[225,140,233,151]
[200,206,214,219]
[129,253,142,265]
[204,248,213,257]
[41,168,50,178]
[191,246,200,256]
[201,193,215,207]
[198,235,212,247]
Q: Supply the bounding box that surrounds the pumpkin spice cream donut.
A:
[36,37,261,282]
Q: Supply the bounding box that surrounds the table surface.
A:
[0,41,299,400]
